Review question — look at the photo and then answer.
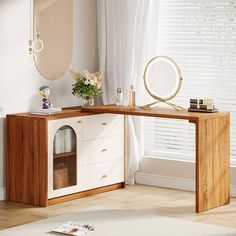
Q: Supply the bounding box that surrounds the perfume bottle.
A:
[129,85,135,107]
[116,88,123,106]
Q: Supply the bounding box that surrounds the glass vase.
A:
[82,96,95,107]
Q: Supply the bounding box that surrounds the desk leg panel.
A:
[196,115,230,213]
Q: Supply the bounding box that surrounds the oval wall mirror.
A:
[33,0,73,80]
[141,56,184,110]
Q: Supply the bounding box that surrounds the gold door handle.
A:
[101,174,108,179]
[101,122,107,125]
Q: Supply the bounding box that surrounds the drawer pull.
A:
[101,148,107,153]
[77,120,82,124]
[101,174,108,179]
[101,122,107,126]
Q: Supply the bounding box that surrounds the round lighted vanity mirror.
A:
[33,0,73,80]
[142,56,184,110]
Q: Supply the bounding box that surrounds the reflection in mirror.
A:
[33,0,73,80]
[141,56,184,110]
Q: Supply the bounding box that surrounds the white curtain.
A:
[97,0,150,184]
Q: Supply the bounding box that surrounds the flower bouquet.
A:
[69,69,103,106]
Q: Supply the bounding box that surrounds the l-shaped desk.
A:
[81,105,230,213]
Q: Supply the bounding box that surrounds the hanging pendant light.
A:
[32,31,44,52]
[25,39,37,66]
[25,0,44,66]
[33,1,44,52]
[25,0,36,65]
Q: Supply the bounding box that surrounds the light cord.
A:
[32,0,44,52]
[25,0,37,66]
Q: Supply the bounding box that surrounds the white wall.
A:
[0,0,98,199]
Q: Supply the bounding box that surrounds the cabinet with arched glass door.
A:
[48,117,83,199]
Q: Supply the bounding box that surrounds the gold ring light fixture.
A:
[141,56,184,110]
[32,29,44,53]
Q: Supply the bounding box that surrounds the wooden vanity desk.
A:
[81,105,230,213]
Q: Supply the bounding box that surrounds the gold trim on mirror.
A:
[141,56,185,110]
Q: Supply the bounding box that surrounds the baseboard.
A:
[231,185,236,197]
[135,172,236,198]
[0,187,6,200]
[135,172,195,192]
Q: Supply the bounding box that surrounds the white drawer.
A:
[83,136,124,166]
[82,114,124,140]
[83,159,124,190]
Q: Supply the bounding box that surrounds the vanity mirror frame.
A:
[141,56,184,110]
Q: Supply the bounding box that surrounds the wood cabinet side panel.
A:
[196,115,230,212]
[6,116,48,206]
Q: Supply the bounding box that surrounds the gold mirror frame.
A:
[141,56,184,110]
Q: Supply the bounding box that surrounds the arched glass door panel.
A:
[53,125,76,190]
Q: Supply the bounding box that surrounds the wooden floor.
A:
[0,185,236,230]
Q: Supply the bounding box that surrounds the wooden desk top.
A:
[81,105,229,123]
[7,105,229,123]
[7,107,93,120]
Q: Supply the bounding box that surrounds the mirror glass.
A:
[146,59,178,98]
[142,56,184,110]
[144,56,181,100]
[33,0,73,80]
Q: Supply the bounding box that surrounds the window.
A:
[143,0,236,165]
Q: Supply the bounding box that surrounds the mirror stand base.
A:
[140,100,185,111]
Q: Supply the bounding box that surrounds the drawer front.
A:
[83,114,124,140]
[83,136,124,166]
[83,159,124,190]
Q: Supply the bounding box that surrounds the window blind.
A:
[143,0,236,165]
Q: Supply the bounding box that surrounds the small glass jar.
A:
[116,88,123,106]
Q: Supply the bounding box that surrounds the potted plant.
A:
[69,69,103,106]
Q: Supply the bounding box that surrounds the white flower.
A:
[84,80,89,85]
[89,79,95,86]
